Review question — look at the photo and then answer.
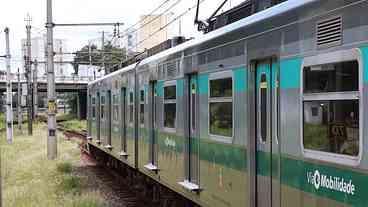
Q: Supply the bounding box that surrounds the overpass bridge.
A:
[0,75,93,92]
[0,75,95,119]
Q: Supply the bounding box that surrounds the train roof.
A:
[88,62,137,86]
[89,0,317,86]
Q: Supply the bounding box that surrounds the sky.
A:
[0,0,244,73]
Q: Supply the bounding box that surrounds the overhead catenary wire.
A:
[84,0,175,48]
[132,0,206,50]
[104,0,207,70]
[96,0,181,47]
[121,0,173,35]
[121,0,182,37]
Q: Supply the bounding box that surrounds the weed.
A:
[57,162,72,174]
[60,175,82,194]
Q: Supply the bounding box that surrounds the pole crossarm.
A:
[54,22,124,27]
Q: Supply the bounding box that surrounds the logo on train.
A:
[165,137,176,149]
[306,170,356,195]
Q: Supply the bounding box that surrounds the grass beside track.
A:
[0,113,4,131]
[60,119,87,132]
[1,123,105,207]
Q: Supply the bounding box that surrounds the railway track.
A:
[55,122,158,207]
[35,117,193,206]
[77,155,156,207]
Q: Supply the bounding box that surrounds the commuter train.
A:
[87,0,368,206]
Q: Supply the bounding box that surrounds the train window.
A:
[210,78,232,98]
[303,57,361,160]
[260,74,267,142]
[129,92,134,124]
[303,100,359,156]
[191,83,196,131]
[304,61,358,93]
[113,94,119,121]
[92,97,96,105]
[209,75,233,138]
[101,96,105,120]
[140,90,145,125]
[92,97,96,119]
[92,107,96,119]
[164,84,176,129]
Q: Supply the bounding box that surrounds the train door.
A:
[254,59,280,207]
[100,93,106,145]
[105,90,112,149]
[120,87,128,157]
[180,74,200,190]
[88,94,92,138]
[97,92,101,144]
[145,81,159,171]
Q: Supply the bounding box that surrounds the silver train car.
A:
[87,0,368,206]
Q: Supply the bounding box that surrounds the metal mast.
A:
[101,31,105,74]
[33,59,38,118]
[47,0,57,159]
[5,27,13,144]
[26,15,33,135]
[17,68,22,134]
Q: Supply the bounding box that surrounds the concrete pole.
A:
[33,59,38,119]
[4,27,13,144]
[101,31,105,74]
[89,41,92,73]
[26,19,33,135]
[47,0,57,159]
[17,68,22,134]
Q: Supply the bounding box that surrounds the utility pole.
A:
[33,59,38,119]
[26,15,33,135]
[43,0,123,159]
[101,31,106,74]
[17,68,22,134]
[47,0,57,160]
[5,27,13,144]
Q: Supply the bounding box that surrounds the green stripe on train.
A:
[234,67,247,92]
[138,128,368,205]
[281,156,368,206]
[139,130,247,171]
[280,58,302,89]
[360,46,368,83]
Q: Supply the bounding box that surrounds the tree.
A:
[73,42,127,74]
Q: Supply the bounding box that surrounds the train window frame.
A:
[112,93,119,123]
[163,80,177,133]
[208,71,234,143]
[91,96,96,119]
[300,48,363,166]
[100,94,106,120]
[140,89,145,127]
[128,91,134,126]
